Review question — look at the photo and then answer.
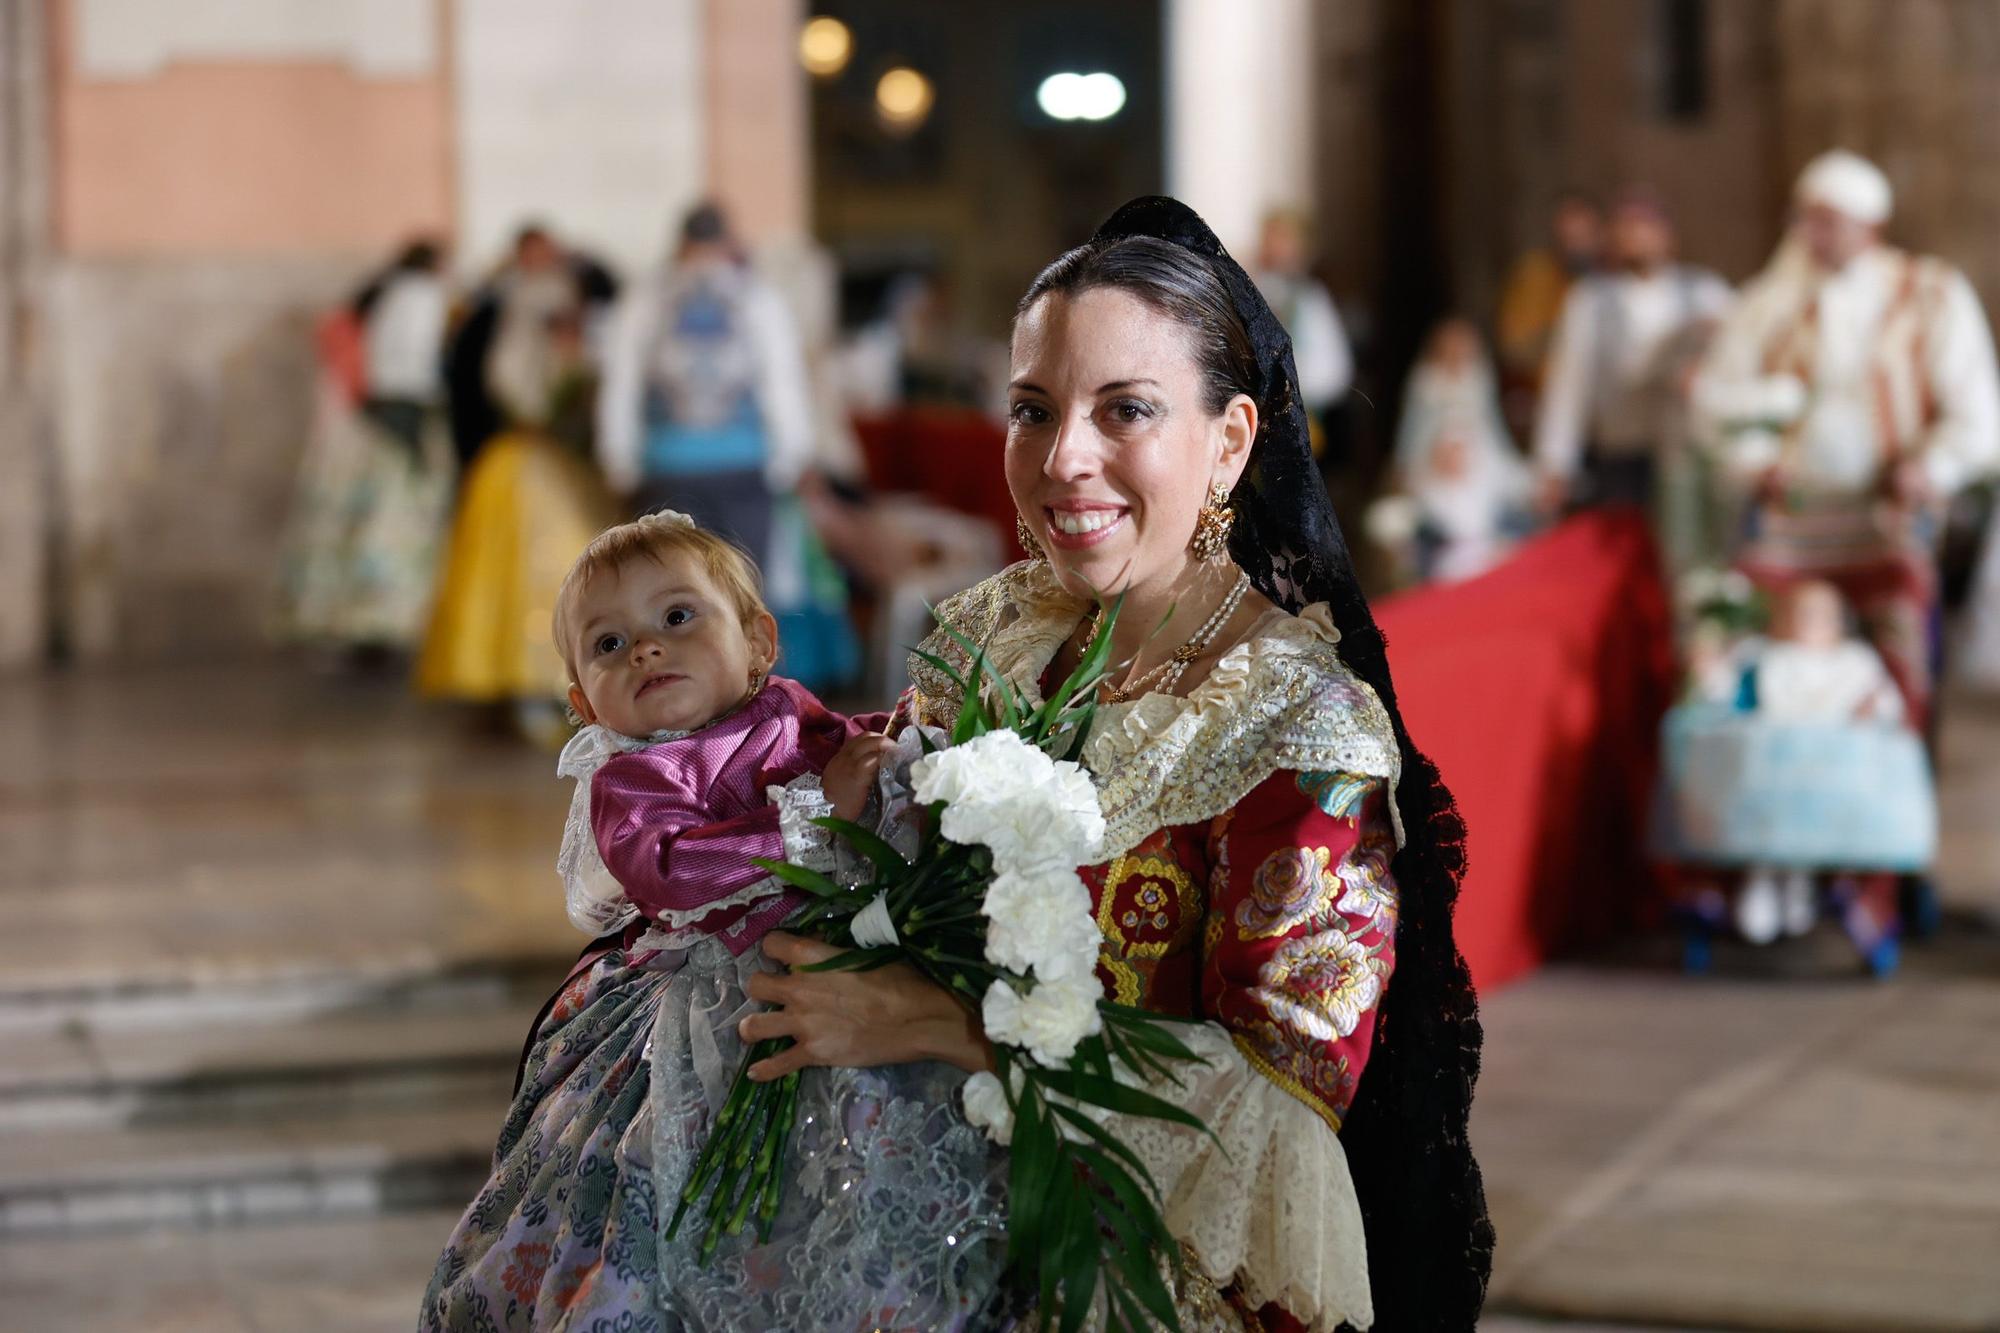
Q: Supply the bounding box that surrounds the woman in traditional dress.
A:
[278,239,455,656]
[732,199,1493,1329]
[422,198,1491,1331]
[417,228,617,738]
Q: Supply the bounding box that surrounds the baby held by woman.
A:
[551,510,894,948]
[502,510,1008,1329]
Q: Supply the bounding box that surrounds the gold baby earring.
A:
[1016,515,1047,562]
[1189,484,1234,562]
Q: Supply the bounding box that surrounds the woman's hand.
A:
[739,933,995,1080]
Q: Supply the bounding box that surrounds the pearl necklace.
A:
[1088,571,1252,705]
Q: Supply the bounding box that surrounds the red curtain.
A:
[1375,511,1677,990]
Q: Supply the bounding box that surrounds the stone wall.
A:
[1436,0,1783,313]
[1774,0,2000,313]
[44,257,360,658]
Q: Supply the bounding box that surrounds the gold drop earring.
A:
[1189,484,1235,562]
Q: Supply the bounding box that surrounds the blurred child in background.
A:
[1368,317,1535,584]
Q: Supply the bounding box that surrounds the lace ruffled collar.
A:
[951,563,1401,857]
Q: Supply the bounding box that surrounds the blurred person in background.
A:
[418,224,616,742]
[832,271,1009,418]
[1367,316,1535,585]
[444,224,619,470]
[1693,150,2000,733]
[1496,191,1604,437]
[1665,579,1933,967]
[599,201,857,691]
[1253,207,1353,466]
[1533,187,1732,515]
[277,237,456,663]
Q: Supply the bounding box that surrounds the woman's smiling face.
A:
[1005,286,1254,600]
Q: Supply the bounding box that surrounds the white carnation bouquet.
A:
[667,604,1215,1331]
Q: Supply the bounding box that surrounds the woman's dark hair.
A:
[1018,235,1264,425]
[395,239,442,273]
[1031,199,1495,1331]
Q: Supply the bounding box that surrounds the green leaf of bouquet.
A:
[907,647,967,694]
[1039,1158,1083,1316]
[1050,592,1123,711]
[808,815,909,874]
[1046,1102,1162,1201]
[797,946,900,973]
[1037,1067,1212,1137]
[1099,1010,1207,1065]
[1055,1179,1102,1333]
[749,857,842,898]
[950,690,991,746]
[1068,1142,1184,1330]
[1099,1000,1213,1028]
[1008,1091,1052,1263]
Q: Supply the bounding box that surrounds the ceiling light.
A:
[799,17,853,77]
[1036,72,1126,122]
[875,66,935,130]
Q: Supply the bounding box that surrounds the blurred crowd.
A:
[1358,150,2000,967]
[273,156,2000,964]
[276,201,1006,742]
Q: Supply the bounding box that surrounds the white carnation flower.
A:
[910,729,1049,808]
[982,972,1104,1068]
[1036,758,1107,865]
[960,1069,1017,1145]
[982,868,1103,982]
[912,731,1106,873]
[1031,926,1106,985]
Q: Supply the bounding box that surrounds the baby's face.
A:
[565,553,776,737]
[1776,583,1845,650]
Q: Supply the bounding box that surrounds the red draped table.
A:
[1375,512,1677,990]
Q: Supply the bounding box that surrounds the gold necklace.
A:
[1088,571,1251,704]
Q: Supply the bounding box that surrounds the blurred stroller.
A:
[1655,578,1938,975]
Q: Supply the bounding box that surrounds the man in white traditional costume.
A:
[1692,150,2000,731]
[1534,188,1733,513]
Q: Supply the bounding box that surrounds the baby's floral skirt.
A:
[420,937,1010,1332]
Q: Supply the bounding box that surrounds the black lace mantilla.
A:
[1091,197,1495,1331]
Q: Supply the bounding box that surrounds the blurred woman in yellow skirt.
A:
[419,228,615,740]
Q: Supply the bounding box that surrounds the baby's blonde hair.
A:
[552,512,770,682]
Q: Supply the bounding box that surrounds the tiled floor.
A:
[1,661,1995,1331]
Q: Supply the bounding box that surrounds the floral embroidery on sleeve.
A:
[1204,769,1400,1130]
[1235,845,1336,939]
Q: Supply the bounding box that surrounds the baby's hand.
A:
[822,734,899,822]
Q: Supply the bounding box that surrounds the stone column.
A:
[451,0,706,275]
[1165,0,1317,256]
[703,0,808,248]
